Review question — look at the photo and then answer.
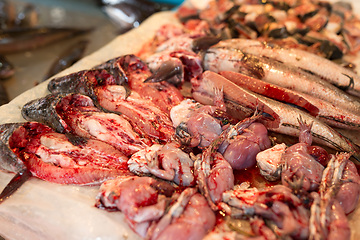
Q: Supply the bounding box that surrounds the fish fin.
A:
[0,168,32,204]
[336,74,354,91]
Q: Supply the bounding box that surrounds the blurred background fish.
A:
[99,0,182,33]
[0,0,184,104]
[0,55,14,80]
[43,39,89,81]
[0,82,9,106]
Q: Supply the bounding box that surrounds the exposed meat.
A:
[22,93,152,156]
[146,50,203,85]
[8,122,131,185]
[327,201,351,240]
[128,142,195,187]
[223,185,310,239]
[310,153,354,240]
[96,85,175,143]
[194,113,268,210]
[46,55,177,143]
[203,151,234,205]
[117,54,184,114]
[137,24,186,58]
[3,3,360,238]
[56,94,152,156]
[336,160,360,214]
[149,189,216,240]
[0,123,27,173]
[96,176,175,238]
[186,109,223,148]
[256,143,286,181]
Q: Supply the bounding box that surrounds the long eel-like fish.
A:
[204,43,360,116]
[215,39,360,95]
[0,27,91,54]
[192,71,360,161]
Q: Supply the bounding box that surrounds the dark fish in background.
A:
[0,27,92,54]
[43,39,89,81]
[100,0,176,33]
[0,55,14,79]
[0,82,8,106]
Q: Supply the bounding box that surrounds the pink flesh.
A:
[9,122,132,185]
[207,152,234,203]
[95,85,175,142]
[56,94,151,156]
[222,122,271,170]
[24,152,131,185]
[120,55,184,114]
[336,160,360,214]
[128,72,184,114]
[155,193,216,240]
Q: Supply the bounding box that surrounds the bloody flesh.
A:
[8,122,132,185]
[233,165,278,187]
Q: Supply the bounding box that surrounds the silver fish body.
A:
[192,71,360,160]
[204,44,360,116]
[220,71,360,130]
[216,39,360,95]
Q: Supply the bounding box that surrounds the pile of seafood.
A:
[177,0,360,60]
[1,0,360,239]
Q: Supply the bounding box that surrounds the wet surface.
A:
[3,0,119,100]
